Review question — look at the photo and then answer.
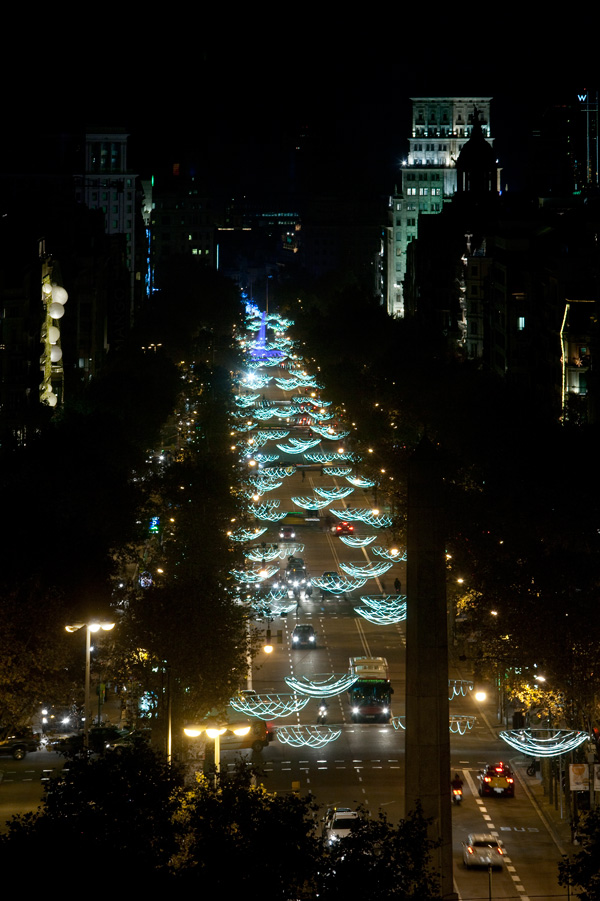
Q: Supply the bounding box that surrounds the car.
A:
[335,521,354,535]
[322,807,360,844]
[462,833,505,868]
[478,762,515,797]
[0,728,39,760]
[322,571,344,589]
[292,624,317,648]
[279,525,296,540]
[51,725,132,757]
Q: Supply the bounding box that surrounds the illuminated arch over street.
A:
[284,673,358,698]
[230,693,310,719]
[499,729,589,757]
[277,726,342,748]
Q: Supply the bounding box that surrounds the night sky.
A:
[2,18,594,198]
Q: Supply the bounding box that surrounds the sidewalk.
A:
[515,761,572,856]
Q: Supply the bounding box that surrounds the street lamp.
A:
[184,722,251,780]
[65,621,115,751]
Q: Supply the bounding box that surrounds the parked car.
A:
[462,834,505,868]
[0,728,39,760]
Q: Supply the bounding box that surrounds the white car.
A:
[322,807,360,844]
[463,833,505,868]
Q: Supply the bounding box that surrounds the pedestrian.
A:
[302,469,305,482]
[394,578,401,594]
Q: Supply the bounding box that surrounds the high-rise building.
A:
[74,128,142,326]
[386,97,494,317]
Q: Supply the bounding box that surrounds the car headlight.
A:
[309,636,315,642]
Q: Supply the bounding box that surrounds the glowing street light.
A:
[184,721,251,779]
[65,621,115,750]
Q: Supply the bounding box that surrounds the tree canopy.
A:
[0,750,440,898]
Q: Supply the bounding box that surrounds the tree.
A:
[0,741,184,885]
[559,808,600,900]
[319,803,440,900]
[171,766,322,894]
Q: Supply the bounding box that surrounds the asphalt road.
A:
[231,368,568,899]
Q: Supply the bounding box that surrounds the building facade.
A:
[386,97,494,318]
[74,128,143,328]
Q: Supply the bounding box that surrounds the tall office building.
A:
[386,98,494,317]
[74,129,142,322]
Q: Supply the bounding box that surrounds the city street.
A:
[229,322,569,899]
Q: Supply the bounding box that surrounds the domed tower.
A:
[456,107,499,198]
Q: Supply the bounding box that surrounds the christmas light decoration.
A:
[326,467,353,476]
[277,726,342,748]
[244,547,282,563]
[449,716,477,734]
[393,716,476,735]
[230,693,310,719]
[234,394,261,407]
[311,574,367,593]
[355,604,406,625]
[310,426,350,440]
[448,680,473,700]
[371,546,407,561]
[240,374,272,389]
[339,536,376,547]
[290,496,331,510]
[314,486,355,500]
[340,561,393,578]
[230,565,280,583]
[499,729,589,757]
[346,476,376,488]
[229,527,268,542]
[276,439,322,453]
[251,507,288,522]
[255,431,290,442]
[284,673,358,697]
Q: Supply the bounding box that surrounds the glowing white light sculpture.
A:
[340,561,393,578]
[448,680,473,699]
[277,726,341,748]
[276,439,322,453]
[499,729,589,757]
[355,604,406,625]
[229,527,268,542]
[371,547,407,561]
[251,508,288,522]
[346,476,376,488]
[312,575,367,593]
[230,693,310,719]
[449,716,477,734]
[284,673,358,697]
[230,565,280,583]
[313,486,355,500]
[245,546,282,562]
[290,496,331,510]
[339,536,376,547]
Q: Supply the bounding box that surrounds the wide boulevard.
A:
[227,363,569,900]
